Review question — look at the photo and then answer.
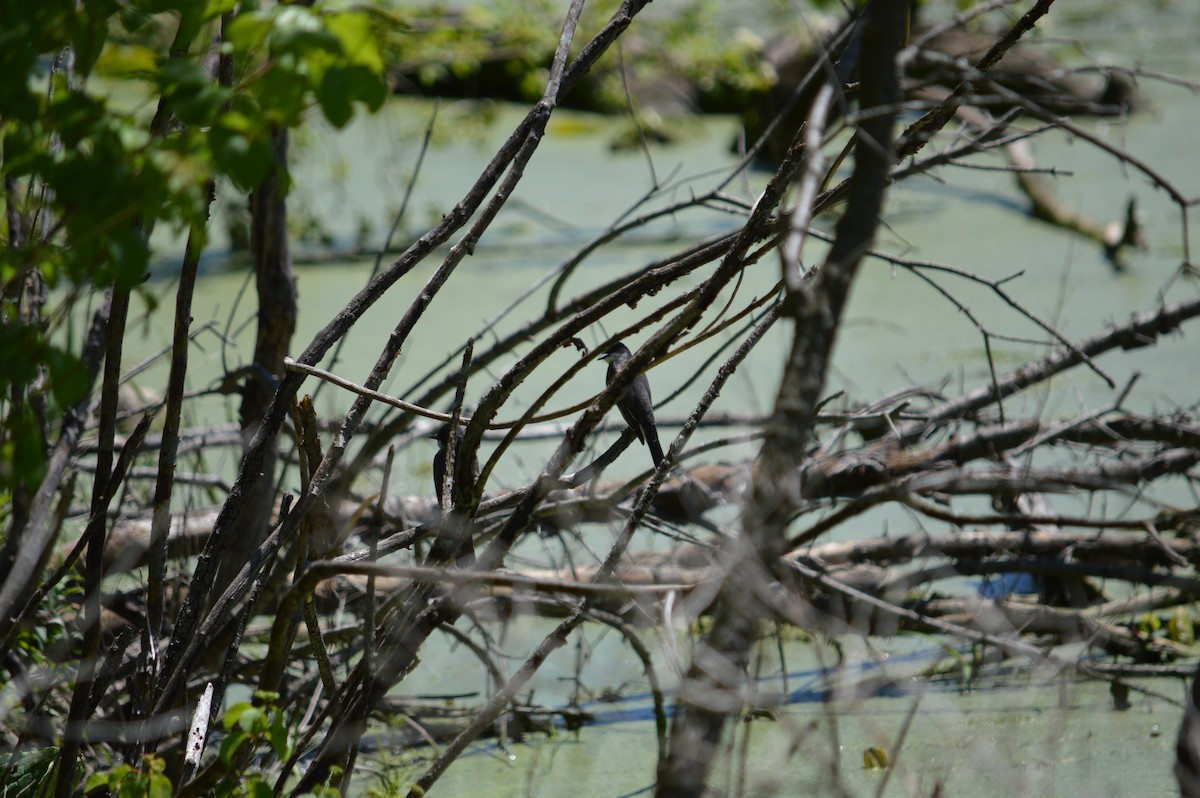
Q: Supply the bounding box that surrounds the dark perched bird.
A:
[429,422,479,567]
[430,423,479,508]
[598,342,665,469]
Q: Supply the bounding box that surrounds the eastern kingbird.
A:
[598,342,665,469]
[429,422,478,567]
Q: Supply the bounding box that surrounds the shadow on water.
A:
[578,645,950,729]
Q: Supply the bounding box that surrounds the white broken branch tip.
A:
[185,682,215,768]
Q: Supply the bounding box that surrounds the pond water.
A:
[122,1,1200,794]
[375,617,1185,797]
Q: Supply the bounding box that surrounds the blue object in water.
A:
[978,571,1039,599]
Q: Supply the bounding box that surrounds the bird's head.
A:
[428,423,451,445]
[598,342,632,363]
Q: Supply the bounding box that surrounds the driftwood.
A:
[496,529,1200,596]
[742,16,1143,164]
[363,699,592,750]
[101,393,1200,574]
[905,26,1143,116]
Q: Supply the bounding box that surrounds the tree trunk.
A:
[219,125,297,594]
[654,2,907,794]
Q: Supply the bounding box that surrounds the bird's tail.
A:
[648,431,665,469]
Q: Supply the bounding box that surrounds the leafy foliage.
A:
[218,691,291,769]
[84,755,172,798]
[0,747,59,798]
[0,0,387,500]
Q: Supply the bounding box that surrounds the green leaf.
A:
[225,12,273,53]
[222,701,255,730]
[247,777,273,798]
[47,89,107,149]
[0,323,40,388]
[117,6,152,33]
[1,116,49,178]
[343,64,387,112]
[86,763,132,794]
[325,11,384,72]
[83,775,109,794]
[147,773,172,798]
[268,713,290,760]
[160,58,231,125]
[863,745,890,770]
[71,5,113,78]
[359,69,387,112]
[270,7,340,59]
[236,706,265,733]
[95,43,159,77]
[1169,607,1195,645]
[255,67,310,126]
[209,121,271,190]
[316,68,354,128]
[107,226,151,289]
[219,729,248,766]
[117,773,144,798]
[318,65,386,128]
[1,406,46,495]
[45,346,89,408]
[3,748,58,798]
